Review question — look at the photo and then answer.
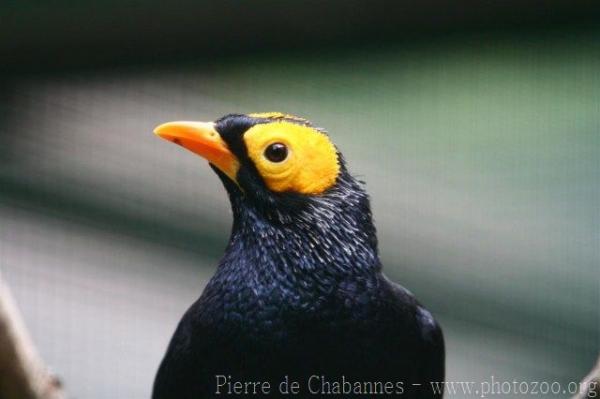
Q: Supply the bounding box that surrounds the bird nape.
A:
[152,112,444,399]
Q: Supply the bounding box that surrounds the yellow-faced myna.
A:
[152,113,444,398]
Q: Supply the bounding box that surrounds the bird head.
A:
[155,113,379,274]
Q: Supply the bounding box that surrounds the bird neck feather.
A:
[218,172,381,291]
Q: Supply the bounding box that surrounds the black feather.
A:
[152,114,445,399]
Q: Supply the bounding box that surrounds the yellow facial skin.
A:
[248,112,309,123]
[243,121,340,195]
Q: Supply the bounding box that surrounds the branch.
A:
[0,272,65,399]
[573,355,600,399]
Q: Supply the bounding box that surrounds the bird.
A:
[152,112,444,399]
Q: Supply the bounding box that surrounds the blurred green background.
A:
[0,2,598,398]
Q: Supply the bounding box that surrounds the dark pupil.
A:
[265,143,288,162]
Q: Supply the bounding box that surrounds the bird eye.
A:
[264,142,288,162]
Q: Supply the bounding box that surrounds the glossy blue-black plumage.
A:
[152,114,444,398]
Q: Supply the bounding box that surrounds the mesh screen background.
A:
[0,29,598,399]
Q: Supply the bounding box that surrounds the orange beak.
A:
[154,121,239,182]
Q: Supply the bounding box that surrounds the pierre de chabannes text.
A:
[214,375,597,397]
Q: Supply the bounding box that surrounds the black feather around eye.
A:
[264,142,288,162]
